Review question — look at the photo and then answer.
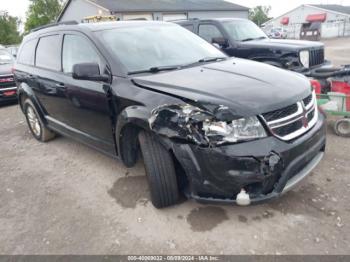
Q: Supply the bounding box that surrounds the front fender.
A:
[115,105,151,155]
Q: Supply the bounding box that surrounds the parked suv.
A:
[0,48,17,103]
[176,18,331,74]
[14,21,326,208]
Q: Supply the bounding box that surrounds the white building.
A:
[264,4,350,39]
[57,0,249,23]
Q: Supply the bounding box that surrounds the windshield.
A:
[98,24,225,73]
[222,20,267,41]
[0,50,14,64]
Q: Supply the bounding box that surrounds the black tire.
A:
[333,118,350,137]
[23,99,56,142]
[138,131,179,208]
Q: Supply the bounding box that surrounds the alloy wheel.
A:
[26,106,41,137]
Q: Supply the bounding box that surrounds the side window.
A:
[62,34,102,74]
[198,24,224,43]
[36,35,61,71]
[17,39,37,66]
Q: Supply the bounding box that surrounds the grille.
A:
[274,120,303,137]
[303,94,313,107]
[261,93,318,141]
[262,103,298,122]
[310,48,324,67]
[0,74,15,89]
[307,109,315,122]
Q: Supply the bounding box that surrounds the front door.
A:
[34,32,115,155]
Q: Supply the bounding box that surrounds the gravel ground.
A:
[0,38,349,255]
[323,37,350,67]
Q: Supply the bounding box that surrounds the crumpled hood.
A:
[241,38,324,50]
[132,58,311,116]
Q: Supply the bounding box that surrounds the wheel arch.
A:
[18,83,47,123]
[115,105,151,167]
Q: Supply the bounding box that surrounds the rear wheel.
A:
[334,118,350,137]
[138,131,179,208]
[24,99,56,142]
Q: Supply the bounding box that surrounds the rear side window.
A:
[182,24,194,32]
[198,24,224,42]
[35,35,61,71]
[17,39,37,66]
[62,34,101,73]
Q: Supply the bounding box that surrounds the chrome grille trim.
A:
[261,92,318,141]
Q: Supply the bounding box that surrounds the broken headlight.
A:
[202,116,267,143]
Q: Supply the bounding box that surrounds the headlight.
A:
[202,116,267,143]
[299,50,310,68]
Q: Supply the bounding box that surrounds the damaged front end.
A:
[148,102,326,206]
[149,103,266,147]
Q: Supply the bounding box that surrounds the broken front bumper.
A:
[169,112,326,205]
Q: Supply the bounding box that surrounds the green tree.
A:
[249,6,271,27]
[0,12,22,45]
[24,0,63,32]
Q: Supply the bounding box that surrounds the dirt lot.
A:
[1,38,350,255]
[323,37,350,67]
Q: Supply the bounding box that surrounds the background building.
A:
[264,4,350,39]
[57,0,249,22]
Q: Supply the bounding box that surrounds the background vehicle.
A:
[300,22,322,41]
[0,48,17,103]
[268,27,288,39]
[15,21,326,208]
[176,18,331,74]
[6,45,19,58]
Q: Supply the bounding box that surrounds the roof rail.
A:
[31,20,78,32]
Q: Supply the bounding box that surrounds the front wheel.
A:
[138,131,179,208]
[24,99,56,142]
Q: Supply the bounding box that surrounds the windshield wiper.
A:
[128,65,181,75]
[255,36,267,40]
[241,36,267,42]
[240,38,255,42]
[197,57,227,63]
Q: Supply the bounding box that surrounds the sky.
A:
[2,0,350,24]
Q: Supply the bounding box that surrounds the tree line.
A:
[0,0,62,45]
[0,0,272,46]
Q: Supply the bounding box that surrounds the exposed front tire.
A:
[138,131,179,208]
[23,99,56,142]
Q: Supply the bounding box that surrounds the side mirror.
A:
[72,63,109,82]
[212,37,229,49]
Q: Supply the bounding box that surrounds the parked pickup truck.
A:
[175,18,331,74]
[0,48,17,104]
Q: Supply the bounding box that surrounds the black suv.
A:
[0,48,17,103]
[176,18,331,74]
[14,21,326,208]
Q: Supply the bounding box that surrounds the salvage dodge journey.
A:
[14,21,326,208]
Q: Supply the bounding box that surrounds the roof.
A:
[91,0,248,12]
[58,0,249,20]
[310,4,350,15]
[25,21,178,40]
